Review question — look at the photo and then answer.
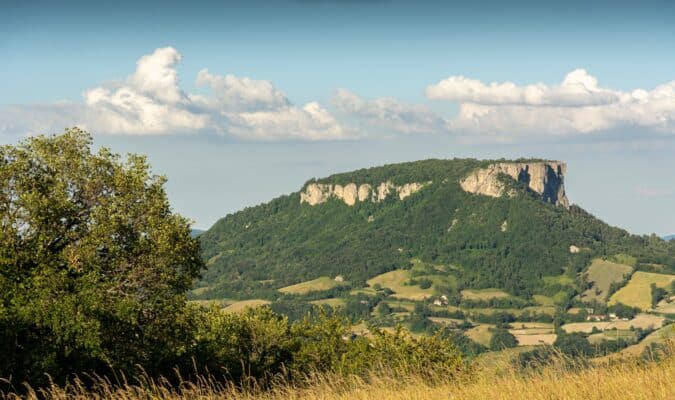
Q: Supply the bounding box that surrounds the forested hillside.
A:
[196,159,675,301]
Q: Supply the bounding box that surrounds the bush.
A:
[489,328,518,350]
[188,307,466,383]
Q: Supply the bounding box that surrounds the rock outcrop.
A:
[300,181,429,206]
[460,161,569,208]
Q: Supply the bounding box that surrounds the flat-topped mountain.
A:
[196,158,675,302]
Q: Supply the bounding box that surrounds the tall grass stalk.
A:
[4,342,674,400]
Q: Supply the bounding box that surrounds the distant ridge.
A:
[664,234,675,241]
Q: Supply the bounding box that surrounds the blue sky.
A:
[1,0,674,234]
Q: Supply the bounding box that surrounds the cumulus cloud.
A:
[332,89,448,135]
[426,69,619,107]
[427,70,675,137]
[0,47,347,141]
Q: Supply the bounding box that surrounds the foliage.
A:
[489,328,518,350]
[0,129,203,386]
[651,283,667,308]
[189,306,465,383]
[0,131,469,390]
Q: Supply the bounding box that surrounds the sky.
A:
[1,0,674,235]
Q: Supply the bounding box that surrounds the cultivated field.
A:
[367,269,435,300]
[461,288,511,301]
[561,313,666,333]
[587,330,635,344]
[654,296,675,314]
[608,271,675,310]
[222,299,271,313]
[279,276,345,295]
[513,333,557,346]
[594,325,675,361]
[188,298,231,308]
[508,322,556,346]
[310,298,346,307]
[428,317,463,326]
[465,324,494,346]
[580,258,633,302]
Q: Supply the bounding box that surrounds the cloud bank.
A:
[427,69,675,137]
[332,89,448,135]
[330,70,675,140]
[1,49,674,142]
[0,47,348,141]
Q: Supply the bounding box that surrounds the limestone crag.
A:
[460,161,569,208]
[300,181,429,206]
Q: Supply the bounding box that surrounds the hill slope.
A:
[196,159,675,301]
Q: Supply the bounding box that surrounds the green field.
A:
[608,271,675,310]
[587,330,635,344]
[580,258,633,302]
[189,299,231,308]
[367,269,435,300]
[222,299,270,313]
[279,276,345,295]
[461,288,511,301]
[310,298,346,307]
[562,313,665,333]
[542,274,575,287]
[465,324,494,346]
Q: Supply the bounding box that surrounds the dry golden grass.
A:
[14,343,675,400]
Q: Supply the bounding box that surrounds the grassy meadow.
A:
[366,269,435,300]
[609,271,675,310]
[12,343,675,400]
[580,258,633,302]
[279,277,346,295]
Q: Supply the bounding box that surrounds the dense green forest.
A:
[197,159,675,301]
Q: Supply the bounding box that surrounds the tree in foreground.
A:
[0,129,203,385]
[0,129,467,391]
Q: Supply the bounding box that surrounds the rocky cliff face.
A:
[300,181,429,206]
[460,161,569,208]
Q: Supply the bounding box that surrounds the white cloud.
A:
[427,70,675,137]
[426,69,619,107]
[332,89,448,135]
[194,69,289,112]
[0,47,347,141]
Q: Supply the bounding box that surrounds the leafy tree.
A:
[650,283,667,308]
[0,129,203,385]
[376,301,392,317]
[554,332,592,357]
[489,328,518,350]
